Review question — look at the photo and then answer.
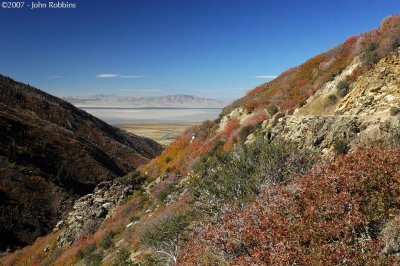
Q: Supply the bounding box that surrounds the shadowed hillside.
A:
[0,75,163,251]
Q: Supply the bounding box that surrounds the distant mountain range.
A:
[63,94,225,108]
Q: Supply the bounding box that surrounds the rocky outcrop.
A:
[56,180,134,247]
[336,49,400,116]
[266,115,399,153]
[297,56,361,115]
[266,50,400,153]
[218,107,251,132]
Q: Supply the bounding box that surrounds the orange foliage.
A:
[224,15,400,117]
[0,232,60,266]
[142,120,218,176]
[241,111,268,128]
[221,119,240,140]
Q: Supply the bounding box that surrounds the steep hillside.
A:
[2,15,400,266]
[224,15,400,116]
[140,14,400,177]
[0,75,163,251]
[266,48,400,152]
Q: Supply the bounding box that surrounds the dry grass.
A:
[0,232,60,266]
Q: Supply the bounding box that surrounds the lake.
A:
[80,107,222,125]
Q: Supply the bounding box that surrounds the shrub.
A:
[336,80,349,97]
[84,253,102,266]
[221,119,240,140]
[245,100,258,113]
[382,216,400,255]
[101,230,115,249]
[324,94,338,107]
[120,171,142,185]
[76,249,85,260]
[75,244,102,266]
[287,109,295,115]
[141,213,189,264]
[361,42,379,66]
[86,243,96,255]
[334,110,343,115]
[266,104,278,116]
[390,106,400,116]
[191,137,317,211]
[238,124,259,143]
[332,139,349,155]
[157,181,177,203]
[137,254,163,266]
[389,129,400,148]
[180,146,400,265]
[112,248,133,266]
[273,112,285,124]
[165,156,172,163]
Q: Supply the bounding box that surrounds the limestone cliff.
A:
[336,49,400,116]
[263,49,400,154]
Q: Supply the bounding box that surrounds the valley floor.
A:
[118,123,197,145]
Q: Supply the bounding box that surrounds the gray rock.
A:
[96,207,107,218]
[55,179,134,247]
[102,202,112,209]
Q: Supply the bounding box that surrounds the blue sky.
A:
[0,0,398,101]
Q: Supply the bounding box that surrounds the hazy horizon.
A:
[1,0,398,102]
[81,106,222,125]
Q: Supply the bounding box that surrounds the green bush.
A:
[77,244,102,266]
[332,139,349,155]
[113,248,133,266]
[141,213,189,264]
[165,156,172,163]
[287,109,295,115]
[390,106,400,116]
[324,94,338,107]
[101,230,115,249]
[157,182,177,203]
[336,80,349,97]
[266,104,278,116]
[76,249,85,260]
[136,254,163,266]
[86,243,96,255]
[85,253,102,266]
[361,42,379,66]
[239,123,262,143]
[334,110,343,115]
[120,170,142,185]
[191,137,317,210]
[129,215,140,223]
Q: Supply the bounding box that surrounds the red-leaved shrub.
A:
[179,146,400,265]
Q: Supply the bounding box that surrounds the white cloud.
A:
[96,74,119,78]
[254,75,278,79]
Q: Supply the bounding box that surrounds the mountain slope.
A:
[0,75,163,251]
[2,14,400,266]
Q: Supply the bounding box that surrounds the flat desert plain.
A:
[118,123,197,146]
